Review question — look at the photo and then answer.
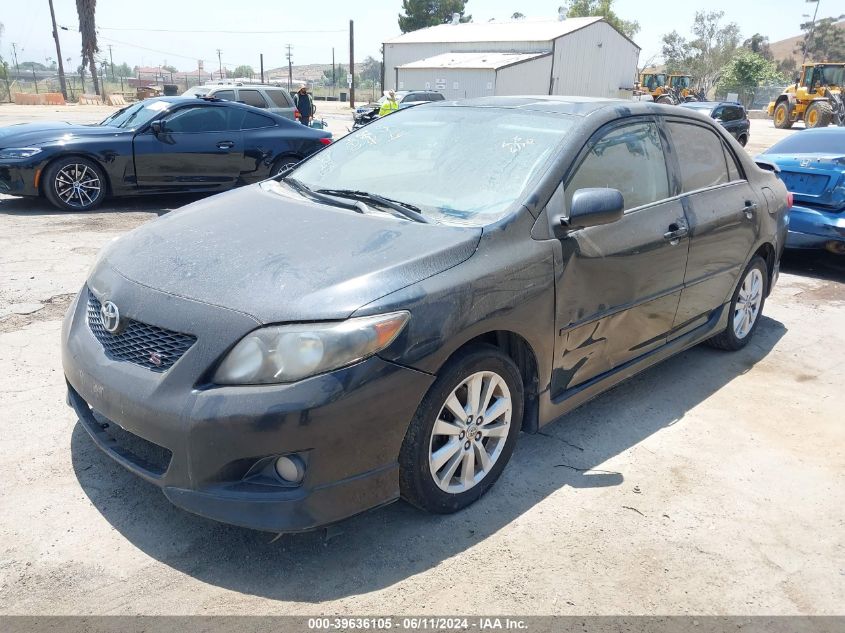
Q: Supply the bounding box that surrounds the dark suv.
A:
[681,101,750,146]
[399,91,446,109]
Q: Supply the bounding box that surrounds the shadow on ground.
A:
[0,193,206,217]
[70,315,786,602]
[781,250,845,283]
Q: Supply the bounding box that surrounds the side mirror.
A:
[549,188,624,238]
[150,120,163,135]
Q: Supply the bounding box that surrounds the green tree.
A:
[798,17,845,62]
[113,62,132,77]
[360,56,381,85]
[715,50,785,105]
[323,64,347,86]
[565,0,640,39]
[161,64,178,73]
[398,0,471,33]
[232,64,254,78]
[660,11,740,95]
[20,61,48,71]
[76,0,100,96]
[743,33,772,60]
[511,12,525,19]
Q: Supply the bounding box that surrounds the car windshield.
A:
[100,100,171,128]
[763,130,845,155]
[289,105,575,226]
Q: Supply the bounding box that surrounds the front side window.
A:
[238,89,268,108]
[289,106,575,226]
[565,121,669,212]
[164,106,233,133]
[667,122,730,192]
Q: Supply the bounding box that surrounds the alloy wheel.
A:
[428,371,512,494]
[54,163,102,209]
[733,268,763,339]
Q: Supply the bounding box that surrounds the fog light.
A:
[274,455,305,484]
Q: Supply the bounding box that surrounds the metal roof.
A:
[384,17,602,44]
[398,52,551,71]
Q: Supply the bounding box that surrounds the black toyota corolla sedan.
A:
[62,97,788,532]
[0,97,331,211]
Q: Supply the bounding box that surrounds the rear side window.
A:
[266,90,292,107]
[212,90,235,101]
[667,122,730,192]
[238,89,268,108]
[429,93,445,101]
[242,111,275,129]
[724,145,742,182]
[566,121,670,212]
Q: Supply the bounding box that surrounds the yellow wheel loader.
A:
[767,62,844,129]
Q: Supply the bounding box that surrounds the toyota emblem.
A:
[100,301,122,334]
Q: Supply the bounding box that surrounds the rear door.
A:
[664,119,759,338]
[551,118,690,395]
[132,104,244,191]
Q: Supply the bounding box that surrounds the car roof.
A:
[139,96,289,119]
[441,96,695,118]
[205,84,290,90]
[681,101,742,108]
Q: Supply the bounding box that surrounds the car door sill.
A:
[540,302,728,427]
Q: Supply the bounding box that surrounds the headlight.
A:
[0,147,42,160]
[213,311,410,385]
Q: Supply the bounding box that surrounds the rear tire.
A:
[738,134,748,147]
[43,157,107,212]
[705,256,768,351]
[805,101,832,129]
[656,96,673,105]
[773,102,793,129]
[270,156,300,178]
[399,344,523,514]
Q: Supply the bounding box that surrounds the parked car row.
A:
[59,96,790,532]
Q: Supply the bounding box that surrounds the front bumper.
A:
[0,162,40,196]
[62,282,435,532]
[786,204,845,254]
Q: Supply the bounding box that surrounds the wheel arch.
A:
[438,330,541,434]
[752,242,776,296]
[38,152,113,197]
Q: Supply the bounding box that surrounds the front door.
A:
[133,104,244,191]
[663,120,759,337]
[551,119,690,397]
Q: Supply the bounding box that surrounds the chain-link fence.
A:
[714,84,787,111]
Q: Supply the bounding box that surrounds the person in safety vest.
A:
[378,90,399,117]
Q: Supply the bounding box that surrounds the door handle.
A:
[743,201,758,220]
[216,141,235,150]
[663,223,689,244]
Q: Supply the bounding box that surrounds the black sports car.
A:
[0,97,332,211]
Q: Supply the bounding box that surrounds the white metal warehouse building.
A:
[383,17,640,100]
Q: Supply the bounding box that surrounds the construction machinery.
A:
[767,62,844,129]
[637,72,674,103]
[668,74,701,102]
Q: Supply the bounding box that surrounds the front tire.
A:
[706,256,768,351]
[270,156,300,177]
[43,157,107,211]
[773,102,793,129]
[738,134,748,147]
[399,345,523,514]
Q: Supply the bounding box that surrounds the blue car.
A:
[759,128,845,254]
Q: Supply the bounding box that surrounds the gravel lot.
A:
[0,102,843,616]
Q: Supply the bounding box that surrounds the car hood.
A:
[762,152,845,210]
[0,122,126,147]
[98,183,482,323]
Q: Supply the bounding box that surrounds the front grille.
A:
[91,410,173,476]
[87,290,196,372]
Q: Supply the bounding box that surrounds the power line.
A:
[97,26,346,34]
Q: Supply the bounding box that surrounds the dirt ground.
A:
[0,103,843,616]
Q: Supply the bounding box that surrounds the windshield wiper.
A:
[315,189,430,224]
[283,177,368,214]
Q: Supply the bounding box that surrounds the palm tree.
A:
[76,0,100,96]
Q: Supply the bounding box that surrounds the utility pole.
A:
[332,47,335,98]
[349,20,355,108]
[108,44,115,80]
[11,43,21,79]
[286,44,293,91]
[216,49,223,80]
[802,0,821,65]
[47,0,68,99]
[260,53,264,83]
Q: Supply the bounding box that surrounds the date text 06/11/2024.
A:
[306,617,529,630]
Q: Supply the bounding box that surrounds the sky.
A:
[0,0,838,74]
